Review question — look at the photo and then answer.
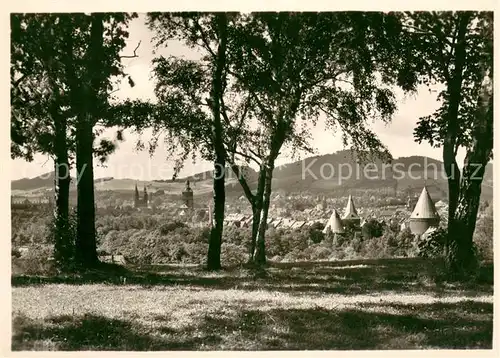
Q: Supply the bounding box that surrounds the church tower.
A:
[341,195,361,227]
[134,183,140,208]
[182,180,194,209]
[143,185,148,206]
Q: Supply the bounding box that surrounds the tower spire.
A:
[134,182,140,208]
[323,209,345,234]
[409,186,440,235]
[342,195,358,218]
[341,195,360,227]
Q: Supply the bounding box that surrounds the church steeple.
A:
[143,185,148,206]
[341,195,360,227]
[182,180,194,209]
[342,195,359,218]
[134,183,140,208]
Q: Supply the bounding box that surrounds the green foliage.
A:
[396,228,419,257]
[364,219,384,238]
[417,228,447,259]
[308,223,325,244]
[393,12,492,276]
[11,208,52,246]
[11,244,56,276]
[159,221,188,235]
[400,12,493,153]
[49,209,78,268]
[12,207,432,267]
[11,13,137,161]
[11,13,139,268]
[474,205,493,261]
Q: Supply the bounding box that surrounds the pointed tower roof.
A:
[184,179,193,192]
[410,187,440,219]
[342,195,359,220]
[323,209,345,234]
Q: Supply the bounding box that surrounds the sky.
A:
[10,14,466,181]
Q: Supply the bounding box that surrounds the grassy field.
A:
[12,258,493,350]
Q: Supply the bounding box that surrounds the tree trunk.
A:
[227,161,265,263]
[75,14,104,268]
[47,66,72,267]
[447,156,489,278]
[252,114,291,266]
[206,13,228,271]
[442,14,470,261]
[447,179,481,278]
[75,117,97,267]
[249,205,261,262]
[53,110,72,267]
[207,153,225,271]
[446,71,492,278]
[254,161,274,265]
[248,165,266,262]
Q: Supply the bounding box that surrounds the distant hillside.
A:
[177,165,258,184]
[13,173,115,191]
[11,172,74,191]
[11,152,493,201]
[268,150,492,201]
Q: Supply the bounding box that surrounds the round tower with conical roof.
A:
[409,186,440,235]
[323,209,345,235]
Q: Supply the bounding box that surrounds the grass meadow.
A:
[11,257,493,350]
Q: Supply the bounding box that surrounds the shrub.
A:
[474,206,493,261]
[308,245,331,261]
[11,245,56,276]
[396,228,418,257]
[12,248,21,259]
[159,221,187,236]
[365,219,384,238]
[47,209,77,269]
[223,226,250,247]
[308,223,325,244]
[221,242,247,266]
[417,228,447,258]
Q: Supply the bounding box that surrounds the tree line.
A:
[11,12,492,279]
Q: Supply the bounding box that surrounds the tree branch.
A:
[193,18,217,59]
[231,148,261,166]
[228,162,255,201]
[120,41,141,59]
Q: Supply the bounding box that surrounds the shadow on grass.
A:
[12,258,494,297]
[12,313,221,351]
[13,300,493,350]
[221,303,493,349]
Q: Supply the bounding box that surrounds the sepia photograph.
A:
[9,6,495,352]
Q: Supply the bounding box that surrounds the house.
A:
[292,221,306,230]
[280,218,296,229]
[271,218,283,229]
